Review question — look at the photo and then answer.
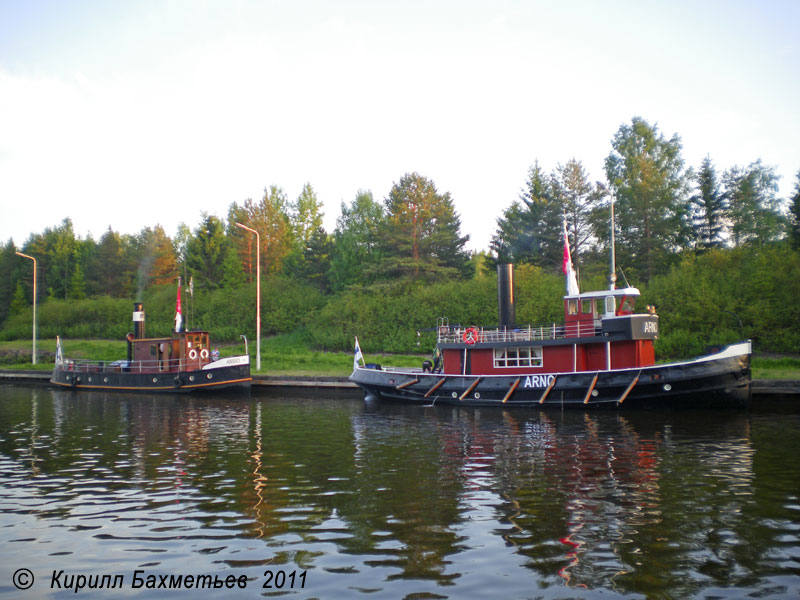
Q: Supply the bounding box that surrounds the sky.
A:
[1,0,798,252]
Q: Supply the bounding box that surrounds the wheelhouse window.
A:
[617,295,636,315]
[568,299,578,315]
[494,346,543,368]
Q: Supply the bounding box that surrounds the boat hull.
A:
[349,342,751,408]
[51,358,251,394]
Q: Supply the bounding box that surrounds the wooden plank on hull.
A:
[502,378,521,403]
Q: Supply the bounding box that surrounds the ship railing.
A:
[436,322,602,344]
[58,357,204,373]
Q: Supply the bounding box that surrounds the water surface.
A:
[1,386,799,598]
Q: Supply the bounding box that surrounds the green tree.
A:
[0,240,19,325]
[291,183,324,248]
[381,172,472,281]
[9,280,28,316]
[329,190,386,290]
[553,159,600,280]
[285,226,333,291]
[87,227,129,297]
[490,161,561,271]
[133,225,178,288]
[284,182,327,282]
[691,156,727,250]
[228,186,294,276]
[790,170,800,250]
[186,214,229,290]
[221,243,246,289]
[67,262,87,299]
[21,218,81,300]
[723,160,785,247]
[603,117,692,282]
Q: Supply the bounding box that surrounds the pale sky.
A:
[1,0,798,252]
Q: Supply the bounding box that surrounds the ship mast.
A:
[597,182,617,290]
[609,187,616,290]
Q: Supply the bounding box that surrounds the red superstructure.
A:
[439,286,658,378]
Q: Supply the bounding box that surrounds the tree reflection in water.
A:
[0,387,797,598]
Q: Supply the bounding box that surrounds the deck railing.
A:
[436,322,602,344]
[57,358,204,374]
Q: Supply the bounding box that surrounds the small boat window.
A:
[581,299,593,314]
[605,296,616,314]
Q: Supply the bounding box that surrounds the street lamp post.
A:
[15,252,37,365]
[235,223,261,371]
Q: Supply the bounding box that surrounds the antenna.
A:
[618,267,631,289]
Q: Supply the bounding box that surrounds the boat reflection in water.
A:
[0,387,797,598]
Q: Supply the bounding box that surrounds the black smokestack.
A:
[497,264,515,329]
[133,302,145,339]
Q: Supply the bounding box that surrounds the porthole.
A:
[206,373,213,380]
[663,383,672,391]
[152,377,158,383]
[189,375,195,382]
[592,389,599,397]
[104,377,109,383]
[474,392,481,399]
[451,392,458,398]
[88,377,92,382]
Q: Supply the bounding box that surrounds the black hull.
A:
[51,362,251,394]
[349,342,751,409]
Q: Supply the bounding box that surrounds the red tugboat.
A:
[350,241,751,408]
[51,285,251,393]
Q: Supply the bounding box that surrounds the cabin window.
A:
[617,295,636,315]
[568,299,578,315]
[582,298,596,315]
[605,296,616,314]
[494,346,543,368]
[150,344,157,356]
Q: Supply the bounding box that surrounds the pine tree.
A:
[789,170,800,250]
[604,117,692,282]
[186,214,229,290]
[67,262,87,299]
[691,156,727,249]
[723,160,784,247]
[490,162,561,270]
[553,159,600,278]
[9,280,27,316]
[381,173,471,281]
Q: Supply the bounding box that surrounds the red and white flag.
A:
[174,277,183,332]
[562,220,580,296]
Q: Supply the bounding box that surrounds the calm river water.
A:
[1,385,799,599]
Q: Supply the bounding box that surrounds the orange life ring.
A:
[462,327,480,345]
[189,348,198,360]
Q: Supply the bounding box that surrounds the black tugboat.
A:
[51,299,251,393]
[350,226,751,408]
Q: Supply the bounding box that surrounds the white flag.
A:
[55,336,64,366]
[353,337,364,369]
[562,219,580,296]
[174,277,183,332]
